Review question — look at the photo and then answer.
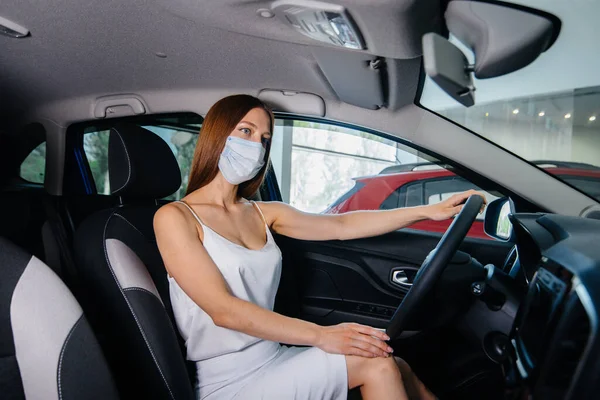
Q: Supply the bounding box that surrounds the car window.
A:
[20,142,46,184]
[380,178,498,221]
[270,118,500,239]
[424,178,498,220]
[82,116,201,200]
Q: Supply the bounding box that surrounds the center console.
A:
[511,258,592,399]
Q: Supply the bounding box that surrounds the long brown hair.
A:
[186,95,274,198]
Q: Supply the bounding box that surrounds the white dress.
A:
[168,201,348,400]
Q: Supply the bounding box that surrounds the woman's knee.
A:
[346,355,401,388]
[358,356,402,383]
[370,356,402,378]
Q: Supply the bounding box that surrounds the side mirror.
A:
[484,198,515,241]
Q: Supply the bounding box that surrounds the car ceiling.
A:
[0,0,442,122]
[2,0,598,218]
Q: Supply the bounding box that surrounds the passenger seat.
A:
[73,123,194,399]
[0,237,119,400]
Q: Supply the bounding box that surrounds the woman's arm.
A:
[154,204,392,358]
[259,189,486,241]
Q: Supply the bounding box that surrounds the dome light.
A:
[0,16,29,38]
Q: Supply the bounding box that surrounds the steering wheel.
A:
[386,195,485,339]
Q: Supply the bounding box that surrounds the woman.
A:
[155,95,484,400]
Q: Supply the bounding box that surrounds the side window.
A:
[423,178,498,220]
[82,120,200,199]
[20,142,46,184]
[270,119,501,239]
[380,182,426,210]
[84,130,110,194]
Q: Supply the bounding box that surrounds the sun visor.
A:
[157,0,442,59]
[258,90,326,117]
[312,47,385,110]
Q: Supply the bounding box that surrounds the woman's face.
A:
[229,107,272,149]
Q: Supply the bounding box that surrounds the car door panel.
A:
[275,229,512,328]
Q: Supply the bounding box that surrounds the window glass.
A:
[84,130,110,194]
[20,142,46,184]
[423,178,498,220]
[81,115,201,199]
[270,119,500,239]
[405,183,423,208]
[419,1,600,203]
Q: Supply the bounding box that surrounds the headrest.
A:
[109,123,181,198]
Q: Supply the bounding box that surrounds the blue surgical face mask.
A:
[218,136,266,185]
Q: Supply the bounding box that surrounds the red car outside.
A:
[324,164,600,240]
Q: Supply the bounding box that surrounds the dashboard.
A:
[499,213,600,399]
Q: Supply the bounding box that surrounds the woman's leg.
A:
[394,357,436,400]
[346,355,408,400]
[346,355,436,400]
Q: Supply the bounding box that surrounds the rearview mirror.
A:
[422,33,474,107]
[484,198,514,241]
[422,1,559,107]
[445,1,558,79]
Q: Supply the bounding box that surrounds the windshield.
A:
[419,0,600,202]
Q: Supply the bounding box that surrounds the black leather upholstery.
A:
[0,237,118,400]
[109,123,181,199]
[73,124,194,399]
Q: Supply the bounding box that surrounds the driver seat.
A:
[73,123,194,399]
[72,123,362,400]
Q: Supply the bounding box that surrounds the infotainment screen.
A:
[516,266,569,367]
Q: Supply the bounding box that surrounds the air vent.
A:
[585,210,600,220]
[581,205,600,220]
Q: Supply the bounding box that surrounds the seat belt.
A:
[42,196,80,292]
[41,220,63,276]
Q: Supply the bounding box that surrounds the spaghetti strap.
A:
[250,201,268,227]
[176,200,205,227]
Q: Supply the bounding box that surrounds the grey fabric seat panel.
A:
[0,237,119,400]
[74,208,194,400]
[73,123,194,399]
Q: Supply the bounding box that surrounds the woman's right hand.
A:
[316,323,393,358]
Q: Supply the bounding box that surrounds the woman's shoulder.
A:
[254,201,294,211]
[251,201,299,223]
[154,201,196,232]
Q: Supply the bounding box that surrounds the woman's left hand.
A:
[427,190,487,221]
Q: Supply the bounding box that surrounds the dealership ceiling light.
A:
[512,109,519,114]
[590,116,597,122]
[564,113,572,119]
[538,111,545,117]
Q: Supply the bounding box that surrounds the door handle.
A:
[391,269,412,287]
